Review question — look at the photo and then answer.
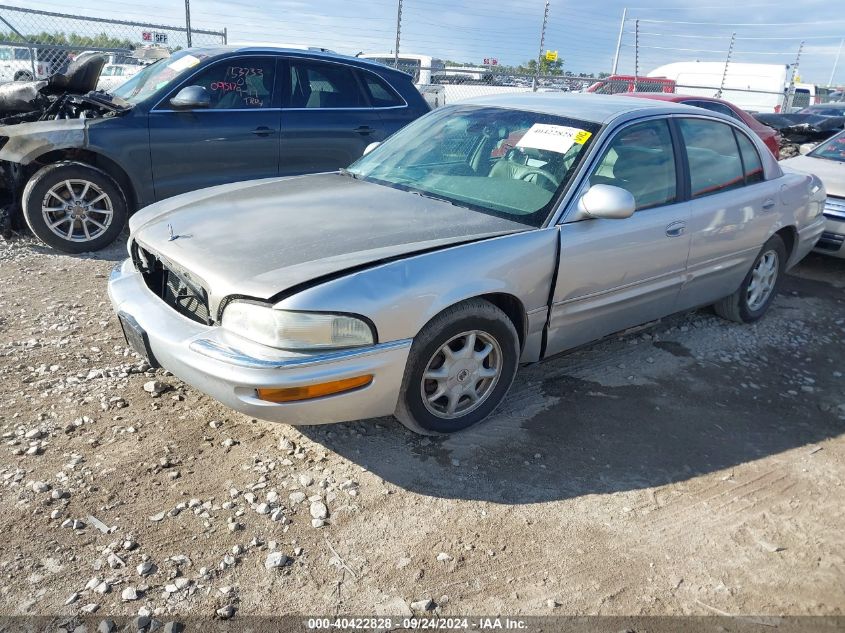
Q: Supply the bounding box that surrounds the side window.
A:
[288,61,367,108]
[361,72,404,107]
[684,100,740,121]
[186,57,276,109]
[588,119,677,210]
[679,118,744,198]
[735,131,764,185]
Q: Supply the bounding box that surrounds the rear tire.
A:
[395,299,519,435]
[713,234,786,323]
[22,161,128,253]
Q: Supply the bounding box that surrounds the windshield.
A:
[347,106,599,227]
[809,130,845,162]
[111,50,208,104]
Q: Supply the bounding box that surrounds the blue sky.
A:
[11,0,845,84]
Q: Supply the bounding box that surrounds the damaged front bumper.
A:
[107,258,412,425]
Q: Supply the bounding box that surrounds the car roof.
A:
[182,45,404,75]
[619,92,734,105]
[461,92,718,125]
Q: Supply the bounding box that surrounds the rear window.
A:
[679,118,745,198]
[289,61,366,108]
[735,131,764,184]
[361,72,404,108]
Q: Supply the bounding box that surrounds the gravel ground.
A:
[0,234,844,622]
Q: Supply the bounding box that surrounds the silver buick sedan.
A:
[108,94,826,434]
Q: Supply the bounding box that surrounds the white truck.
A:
[0,45,55,81]
[359,53,446,108]
[647,61,790,113]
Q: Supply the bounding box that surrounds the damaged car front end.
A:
[0,52,134,242]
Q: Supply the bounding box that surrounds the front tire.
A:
[22,161,128,253]
[714,234,786,323]
[395,299,519,435]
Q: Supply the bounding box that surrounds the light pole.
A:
[829,38,843,87]
[533,0,550,92]
[611,7,627,75]
[185,0,193,48]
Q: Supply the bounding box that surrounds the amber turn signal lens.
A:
[256,375,373,403]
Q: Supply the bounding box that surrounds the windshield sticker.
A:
[168,54,201,72]
[516,124,591,154]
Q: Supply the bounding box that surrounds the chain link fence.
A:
[0,4,225,82]
[414,67,834,114]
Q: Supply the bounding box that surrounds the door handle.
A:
[762,199,776,210]
[665,221,686,237]
[251,126,275,137]
[353,126,374,135]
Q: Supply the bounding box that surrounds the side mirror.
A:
[577,184,636,219]
[363,141,380,156]
[799,143,816,155]
[170,85,211,109]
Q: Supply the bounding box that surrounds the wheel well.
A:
[775,226,797,261]
[28,149,137,212]
[479,293,527,350]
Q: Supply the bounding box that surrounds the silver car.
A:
[108,94,826,434]
[781,129,845,258]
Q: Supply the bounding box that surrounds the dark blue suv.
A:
[0,46,428,252]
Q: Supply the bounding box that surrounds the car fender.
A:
[0,118,87,164]
[273,227,560,362]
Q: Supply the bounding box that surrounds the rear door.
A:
[545,117,692,356]
[674,117,783,309]
[279,58,388,175]
[148,55,281,200]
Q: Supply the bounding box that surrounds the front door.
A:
[279,59,387,175]
[545,118,692,356]
[148,56,281,200]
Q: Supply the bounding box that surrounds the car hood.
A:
[130,173,530,311]
[781,154,845,198]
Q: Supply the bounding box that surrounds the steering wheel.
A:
[518,168,559,190]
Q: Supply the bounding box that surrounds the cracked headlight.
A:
[221,301,374,350]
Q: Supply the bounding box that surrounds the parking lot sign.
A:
[545,50,558,62]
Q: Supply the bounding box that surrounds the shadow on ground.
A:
[300,254,845,504]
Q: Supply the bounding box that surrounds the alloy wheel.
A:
[746,249,779,311]
[420,330,503,419]
[41,179,114,243]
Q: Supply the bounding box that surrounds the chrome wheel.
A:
[420,330,503,419]
[746,249,779,311]
[41,179,114,243]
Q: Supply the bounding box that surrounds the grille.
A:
[823,196,845,220]
[817,231,845,252]
[162,268,211,324]
[133,244,212,325]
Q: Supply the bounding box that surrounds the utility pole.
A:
[184,0,192,48]
[785,40,804,112]
[716,32,735,98]
[394,0,403,69]
[634,19,639,89]
[611,7,627,75]
[829,38,843,87]
[533,0,551,92]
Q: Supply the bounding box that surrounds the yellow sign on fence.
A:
[545,50,558,62]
